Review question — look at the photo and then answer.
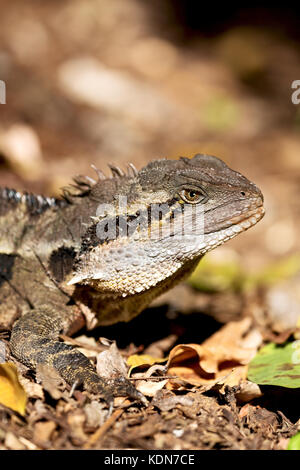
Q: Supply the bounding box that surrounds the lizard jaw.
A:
[203,205,265,254]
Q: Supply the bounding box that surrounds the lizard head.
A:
[68,154,264,296]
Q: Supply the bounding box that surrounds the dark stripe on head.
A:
[79,196,182,254]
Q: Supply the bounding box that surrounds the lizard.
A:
[0,153,264,405]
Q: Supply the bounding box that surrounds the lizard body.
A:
[0,154,264,403]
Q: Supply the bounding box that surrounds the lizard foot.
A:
[9,308,147,409]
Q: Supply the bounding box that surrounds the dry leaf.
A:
[131,372,168,397]
[4,432,26,450]
[33,421,56,445]
[84,400,107,429]
[67,410,87,445]
[152,393,194,412]
[18,437,39,450]
[96,342,128,378]
[0,362,27,415]
[36,364,66,400]
[126,319,262,392]
[129,359,168,397]
[73,334,100,358]
[127,354,167,375]
[235,381,263,402]
[17,374,44,400]
[167,318,262,387]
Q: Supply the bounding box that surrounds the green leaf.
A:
[287,433,300,450]
[248,342,300,388]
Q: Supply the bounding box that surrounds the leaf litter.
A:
[0,313,298,449]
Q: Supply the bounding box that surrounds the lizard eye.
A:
[180,188,206,204]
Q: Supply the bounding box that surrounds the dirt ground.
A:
[0,1,300,450]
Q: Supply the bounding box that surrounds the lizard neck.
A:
[73,256,202,327]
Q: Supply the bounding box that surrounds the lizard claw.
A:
[135,391,149,407]
[101,382,147,417]
[106,396,114,417]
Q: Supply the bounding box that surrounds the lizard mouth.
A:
[204,198,265,235]
[203,204,265,252]
[227,204,265,230]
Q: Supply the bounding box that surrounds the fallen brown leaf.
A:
[130,372,168,397]
[152,393,194,412]
[84,400,107,429]
[167,318,262,388]
[36,364,66,400]
[67,410,87,446]
[84,399,130,449]
[4,431,26,450]
[33,421,56,446]
[18,374,44,400]
[96,342,128,378]
[235,380,263,402]
[127,354,167,375]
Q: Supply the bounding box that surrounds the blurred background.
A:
[0,1,300,332]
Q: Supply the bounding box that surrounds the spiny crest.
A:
[61,162,139,203]
[91,162,138,181]
[1,162,139,210]
[0,187,65,214]
[61,174,96,202]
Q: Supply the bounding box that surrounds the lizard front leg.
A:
[9,305,143,405]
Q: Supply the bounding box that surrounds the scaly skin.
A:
[0,154,264,405]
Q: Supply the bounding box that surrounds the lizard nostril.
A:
[240,191,246,196]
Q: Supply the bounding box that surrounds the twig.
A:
[83,399,130,449]
[129,375,177,381]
